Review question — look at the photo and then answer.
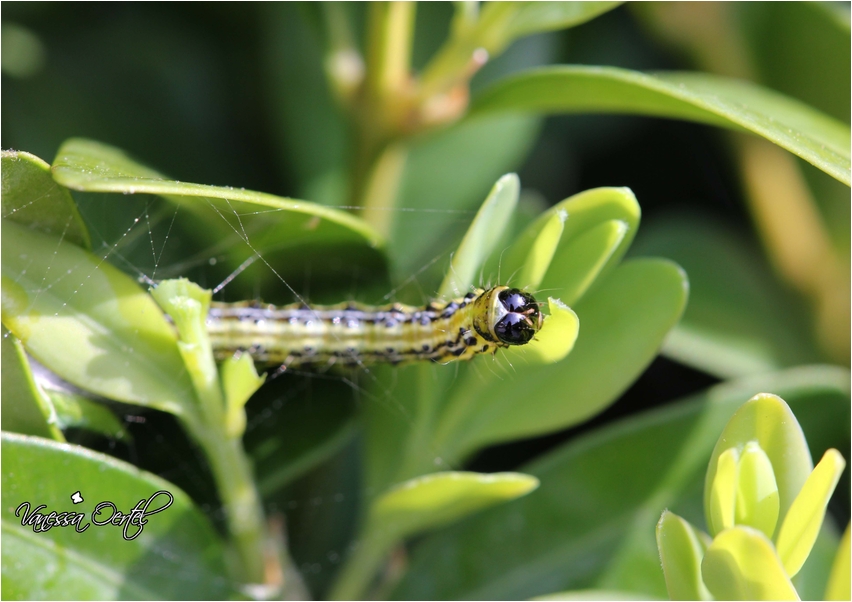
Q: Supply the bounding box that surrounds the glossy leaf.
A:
[776,449,846,577]
[542,219,629,306]
[825,523,851,601]
[510,209,564,290]
[656,510,712,601]
[50,137,384,252]
[373,471,538,541]
[433,258,688,461]
[1,327,62,441]
[1,221,196,417]
[394,365,849,600]
[739,2,850,125]
[500,187,640,300]
[471,66,851,185]
[702,526,798,600]
[1,150,89,248]
[704,393,813,538]
[438,173,519,298]
[1,432,231,600]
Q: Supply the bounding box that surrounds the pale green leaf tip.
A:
[776,448,846,577]
[735,441,780,539]
[702,526,798,601]
[709,447,740,536]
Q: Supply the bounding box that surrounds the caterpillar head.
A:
[472,286,543,346]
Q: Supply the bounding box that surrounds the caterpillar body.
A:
[207,286,543,367]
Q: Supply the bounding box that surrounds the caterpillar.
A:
[207,286,543,367]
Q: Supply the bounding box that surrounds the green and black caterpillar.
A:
[207,286,543,367]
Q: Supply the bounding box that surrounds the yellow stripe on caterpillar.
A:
[206,286,543,367]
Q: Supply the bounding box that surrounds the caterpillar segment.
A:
[206,286,543,367]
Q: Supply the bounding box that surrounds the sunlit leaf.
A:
[702,526,798,600]
[472,66,851,185]
[1,221,196,417]
[50,138,384,255]
[394,365,848,600]
[438,173,519,298]
[1,432,231,600]
[704,393,813,538]
[776,449,846,577]
[433,258,687,461]
[1,326,62,441]
[656,510,712,601]
[1,150,89,248]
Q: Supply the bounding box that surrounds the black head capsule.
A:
[493,288,543,346]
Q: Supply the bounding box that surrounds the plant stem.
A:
[186,415,266,583]
[349,2,415,219]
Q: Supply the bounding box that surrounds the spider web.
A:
[7,185,529,595]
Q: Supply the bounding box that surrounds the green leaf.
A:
[50,137,384,253]
[433,258,688,461]
[220,353,265,439]
[149,279,222,413]
[1,221,196,417]
[1,150,90,248]
[776,449,846,577]
[1,432,231,600]
[630,215,821,378]
[739,2,850,125]
[708,447,739,535]
[331,471,538,600]
[502,2,623,41]
[704,393,813,539]
[1,326,62,441]
[471,66,851,185]
[499,187,640,302]
[702,526,798,601]
[735,441,780,539]
[394,365,849,600]
[438,173,519,298]
[656,510,712,601]
[372,471,539,542]
[45,390,129,441]
[542,219,629,306]
[507,209,564,290]
[825,523,851,601]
